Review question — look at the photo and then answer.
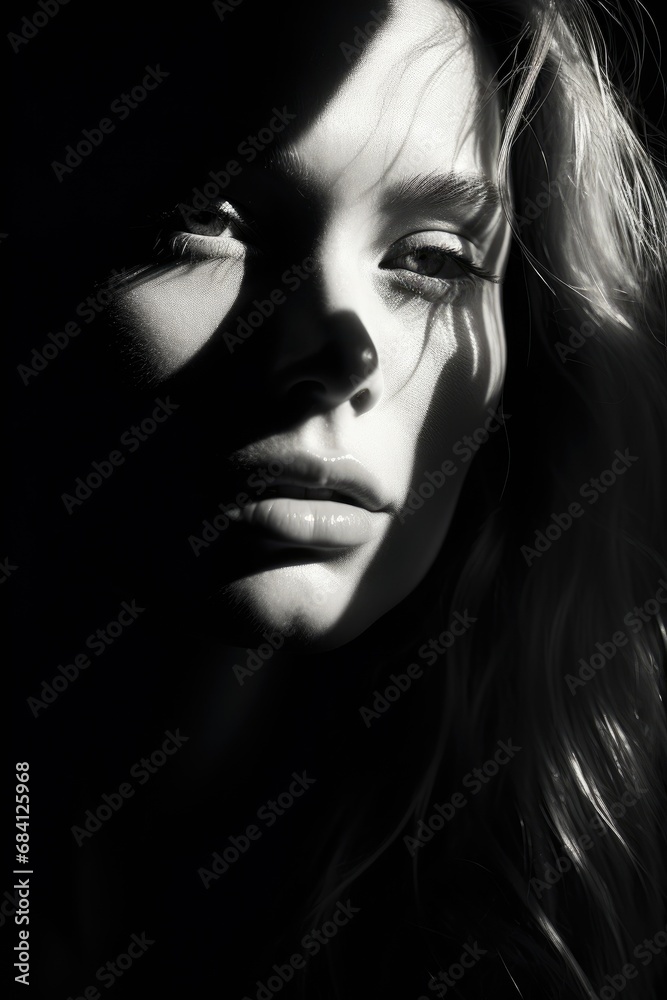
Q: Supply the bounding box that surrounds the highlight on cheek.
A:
[385,266,484,306]
[109,257,246,376]
[375,297,461,405]
[387,287,506,407]
[479,290,506,401]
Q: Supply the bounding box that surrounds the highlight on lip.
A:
[261,484,363,504]
[227,494,381,548]
[227,450,393,515]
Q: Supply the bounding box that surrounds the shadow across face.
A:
[15,0,510,651]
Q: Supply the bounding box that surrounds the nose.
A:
[269,291,385,417]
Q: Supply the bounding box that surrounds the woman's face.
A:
[110,0,511,649]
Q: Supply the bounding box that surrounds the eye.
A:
[161,200,258,262]
[177,202,245,239]
[385,245,472,279]
[378,233,500,302]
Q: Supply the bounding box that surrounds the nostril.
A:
[275,311,382,414]
[283,379,346,423]
[351,387,372,412]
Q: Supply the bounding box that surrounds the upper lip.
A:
[231,451,390,512]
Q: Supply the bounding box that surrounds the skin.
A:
[109,0,511,650]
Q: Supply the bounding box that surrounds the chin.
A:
[203,562,389,653]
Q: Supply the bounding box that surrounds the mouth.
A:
[225,450,391,547]
[233,495,381,548]
[261,483,373,508]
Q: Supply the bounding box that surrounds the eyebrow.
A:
[382,171,500,217]
[267,147,501,228]
[266,146,319,197]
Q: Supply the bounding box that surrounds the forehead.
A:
[291,0,500,196]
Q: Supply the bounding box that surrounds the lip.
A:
[226,450,392,548]
[233,451,390,511]
[232,497,380,547]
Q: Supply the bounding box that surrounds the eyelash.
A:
[378,240,500,305]
[421,248,498,283]
[166,230,250,262]
[158,203,500,302]
[155,203,257,262]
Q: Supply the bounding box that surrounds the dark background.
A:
[6,2,667,997]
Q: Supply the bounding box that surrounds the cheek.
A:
[376,296,506,588]
[344,290,506,572]
[381,286,506,453]
[109,259,245,375]
[451,287,507,408]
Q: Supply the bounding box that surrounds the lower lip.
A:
[232,497,381,547]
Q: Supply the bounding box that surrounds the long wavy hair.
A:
[16,1,664,996]
[289,2,667,997]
